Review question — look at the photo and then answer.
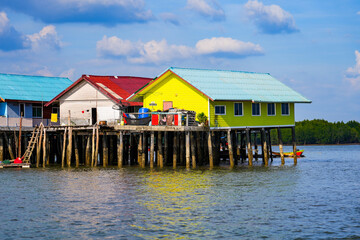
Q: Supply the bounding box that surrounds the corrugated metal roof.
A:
[0,73,73,102]
[166,67,311,103]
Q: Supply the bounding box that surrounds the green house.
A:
[128,67,311,129]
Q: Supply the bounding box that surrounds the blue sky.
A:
[0,0,359,122]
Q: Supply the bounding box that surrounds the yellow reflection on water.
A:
[132,169,217,239]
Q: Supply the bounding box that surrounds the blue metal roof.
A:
[167,67,311,103]
[0,73,73,102]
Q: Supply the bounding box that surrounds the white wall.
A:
[59,80,121,125]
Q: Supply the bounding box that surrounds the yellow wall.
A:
[209,101,295,128]
[142,72,209,120]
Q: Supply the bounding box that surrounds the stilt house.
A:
[127,67,311,129]
[0,73,72,127]
[46,75,152,125]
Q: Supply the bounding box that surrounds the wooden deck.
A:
[0,163,31,168]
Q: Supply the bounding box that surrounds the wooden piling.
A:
[42,128,47,168]
[94,125,99,166]
[207,131,213,168]
[268,130,273,163]
[85,135,91,166]
[138,133,142,166]
[254,132,259,161]
[196,132,203,166]
[4,132,15,160]
[245,129,253,166]
[118,131,123,167]
[190,132,196,168]
[185,131,190,169]
[102,133,108,167]
[66,127,73,167]
[277,128,285,165]
[173,132,178,168]
[74,133,80,167]
[61,128,67,168]
[150,131,155,168]
[228,129,234,168]
[91,126,95,167]
[292,126,297,165]
[158,132,164,168]
[262,129,268,166]
[142,132,146,167]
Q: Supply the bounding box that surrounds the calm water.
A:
[1,145,360,239]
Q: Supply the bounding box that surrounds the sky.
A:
[0,0,359,122]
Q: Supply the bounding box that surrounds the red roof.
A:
[45,75,152,107]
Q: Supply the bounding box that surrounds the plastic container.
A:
[138,108,150,119]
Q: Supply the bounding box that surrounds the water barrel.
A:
[138,107,150,119]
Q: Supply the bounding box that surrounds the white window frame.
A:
[252,103,261,116]
[267,103,276,116]
[281,103,290,116]
[32,105,43,118]
[215,105,226,115]
[234,102,243,116]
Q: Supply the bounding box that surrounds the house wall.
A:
[7,102,32,118]
[59,80,121,125]
[142,72,209,118]
[209,101,295,128]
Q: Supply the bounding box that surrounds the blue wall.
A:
[7,102,33,118]
[0,102,7,116]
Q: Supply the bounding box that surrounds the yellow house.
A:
[127,67,311,129]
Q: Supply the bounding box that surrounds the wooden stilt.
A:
[61,128,67,168]
[66,127,73,167]
[94,125,99,166]
[185,131,190,168]
[102,133,108,167]
[4,132,15,160]
[228,129,234,168]
[138,133,142,166]
[179,132,185,166]
[268,130,273,163]
[207,131,213,168]
[74,133,80,167]
[173,132,178,168]
[190,132,196,168]
[109,135,114,165]
[233,131,238,166]
[42,128,47,168]
[118,131,123,167]
[254,132,258,161]
[246,129,253,166]
[262,129,268,166]
[150,131,154,168]
[91,127,95,167]
[164,132,168,166]
[158,132,164,168]
[292,126,297,165]
[85,135,91,166]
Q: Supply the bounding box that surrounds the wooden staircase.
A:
[22,123,43,163]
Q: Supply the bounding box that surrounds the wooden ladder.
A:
[22,123,43,163]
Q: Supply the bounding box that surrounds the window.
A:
[32,105,42,118]
[252,103,260,116]
[234,103,243,116]
[215,105,226,115]
[267,103,275,116]
[19,103,25,117]
[52,107,59,114]
[281,103,290,115]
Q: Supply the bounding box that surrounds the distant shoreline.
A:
[280,143,360,146]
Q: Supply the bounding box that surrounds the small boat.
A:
[273,149,304,157]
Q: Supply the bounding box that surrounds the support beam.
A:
[142,132,146,167]
[207,131,213,168]
[262,129,268,166]
[94,126,99,166]
[190,132,196,168]
[185,131,190,169]
[85,135,91,166]
[42,128,47,168]
[228,129,234,168]
[158,132,164,168]
[246,129,253,166]
[292,126,297,165]
[173,132,178,168]
[61,128,67,168]
[4,132,15,160]
[66,127,73,167]
[102,133,108,167]
[150,131,155,168]
[74,133,80,168]
[91,127,95,167]
[118,131,123,167]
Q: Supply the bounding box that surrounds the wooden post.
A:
[227,129,234,168]
[245,129,253,166]
[254,132,258,161]
[158,132,164,168]
[268,130,273,162]
[74,133,80,168]
[196,132,203,166]
[262,129,268,166]
[94,125,99,166]
[138,133,142,166]
[67,127,73,167]
[150,131,154,168]
[292,126,297,165]
[85,135,91,166]
[102,133,108,167]
[91,127,95,167]
[42,128,47,168]
[4,132,15,160]
[185,131,190,169]
[118,131,123,167]
[18,116,22,157]
[164,132,168,166]
[109,135,114,165]
[142,132,146,167]
[207,131,213,168]
[61,128,67,168]
[0,135,3,162]
[173,132,178,168]
[190,132,196,168]
[277,128,285,165]
[179,132,185,165]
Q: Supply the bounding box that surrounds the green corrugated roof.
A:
[0,73,73,102]
[167,67,311,103]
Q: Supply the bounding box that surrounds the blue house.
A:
[0,73,73,127]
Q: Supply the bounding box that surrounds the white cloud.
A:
[357,11,360,15]
[195,37,263,56]
[60,68,76,80]
[27,25,62,50]
[160,12,180,25]
[0,12,9,33]
[35,67,53,77]
[345,50,360,89]
[244,0,298,34]
[97,36,263,64]
[187,0,225,21]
